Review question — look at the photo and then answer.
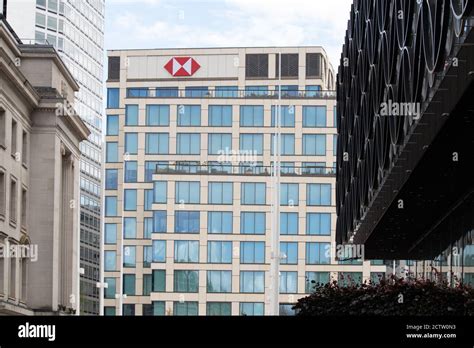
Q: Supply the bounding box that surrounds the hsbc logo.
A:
[164,57,201,77]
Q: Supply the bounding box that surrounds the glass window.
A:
[241,212,265,235]
[152,301,166,315]
[306,272,330,293]
[173,301,198,316]
[208,134,232,155]
[177,133,200,154]
[307,213,331,235]
[271,106,295,127]
[185,87,208,98]
[123,304,135,316]
[107,88,119,108]
[280,272,297,294]
[240,303,264,316]
[240,242,265,264]
[123,217,136,239]
[303,134,326,155]
[175,182,200,204]
[305,85,322,97]
[123,274,135,295]
[123,246,136,267]
[370,272,385,285]
[153,211,167,233]
[175,241,199,263]
[208,212,233,234]
[152,240,166,262]
[156,87,178,97]
[279,85,299,97]
[280,183,298,206]
[207,271,231,293]
[144,218,153,238]
[307,184,331,206]
[302,162,327,174]
[240,271,264,293]
[145,161,168,182]
[105,224,117,244]
[239,134,263,155]
[338,272,363,287]
[215,86,238,98]
[127,88,148,97]
[105,196,117,217]
[152,270,166,292]
[303,106,327,127]
[207,302,231,316]
[124,161,137,183]
[106,142,118,162]
[104,307,116,316]
[208,105,232,126]
[241,183,266,205]
[174,270,199,293]
[306,242,330,264]
[124,189,137,211]
[106,115,119,135]
[146,105,169,126]
[280,242,298,264]
[104,251,116,271]
[279,304,297,316]
[240,106,264,127]
[153,181,167,203]
[280,212,298,235]
[207,241,232,263]
[125,105,138,126]
[175,211,200,233]
[333,134,337,154]
[178,105,201,126]
[124,133,138,155]
[208,182,233,204]
[104,278,116,299]
[271,134,295,155]
[143,274,152,295]
[36,0,46,8]
[145,133,169,154]
[244,86,268,97]
[144,189,153,211]
[143,247,152,268]
[105,169,118,190]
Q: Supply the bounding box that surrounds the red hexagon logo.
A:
[164,57,201,77]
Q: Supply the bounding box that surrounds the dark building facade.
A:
[336,0,474,284]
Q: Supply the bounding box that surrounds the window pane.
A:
[123,217,136,239]
[107,115,119,135]
[105,169,118,190]
[146,105,169,126]
[152,240,166,262]
[124,189,137,211]
[209,105,232,126]
[125,105,138,126]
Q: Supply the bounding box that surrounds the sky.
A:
[104,0,353,69]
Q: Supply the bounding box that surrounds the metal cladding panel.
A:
[336,0,474,253]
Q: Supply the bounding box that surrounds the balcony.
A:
[154,163,336,177]
[126,88,336,100]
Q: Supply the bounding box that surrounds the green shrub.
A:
[295,277,474,316]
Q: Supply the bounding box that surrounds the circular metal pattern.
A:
[336,0,472,244]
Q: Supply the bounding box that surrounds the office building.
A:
[4,0,105,314]
[104,46,385,316]
[0,15,89,315]
[336,1,474,284]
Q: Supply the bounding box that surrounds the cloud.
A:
[105,0,353,68]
